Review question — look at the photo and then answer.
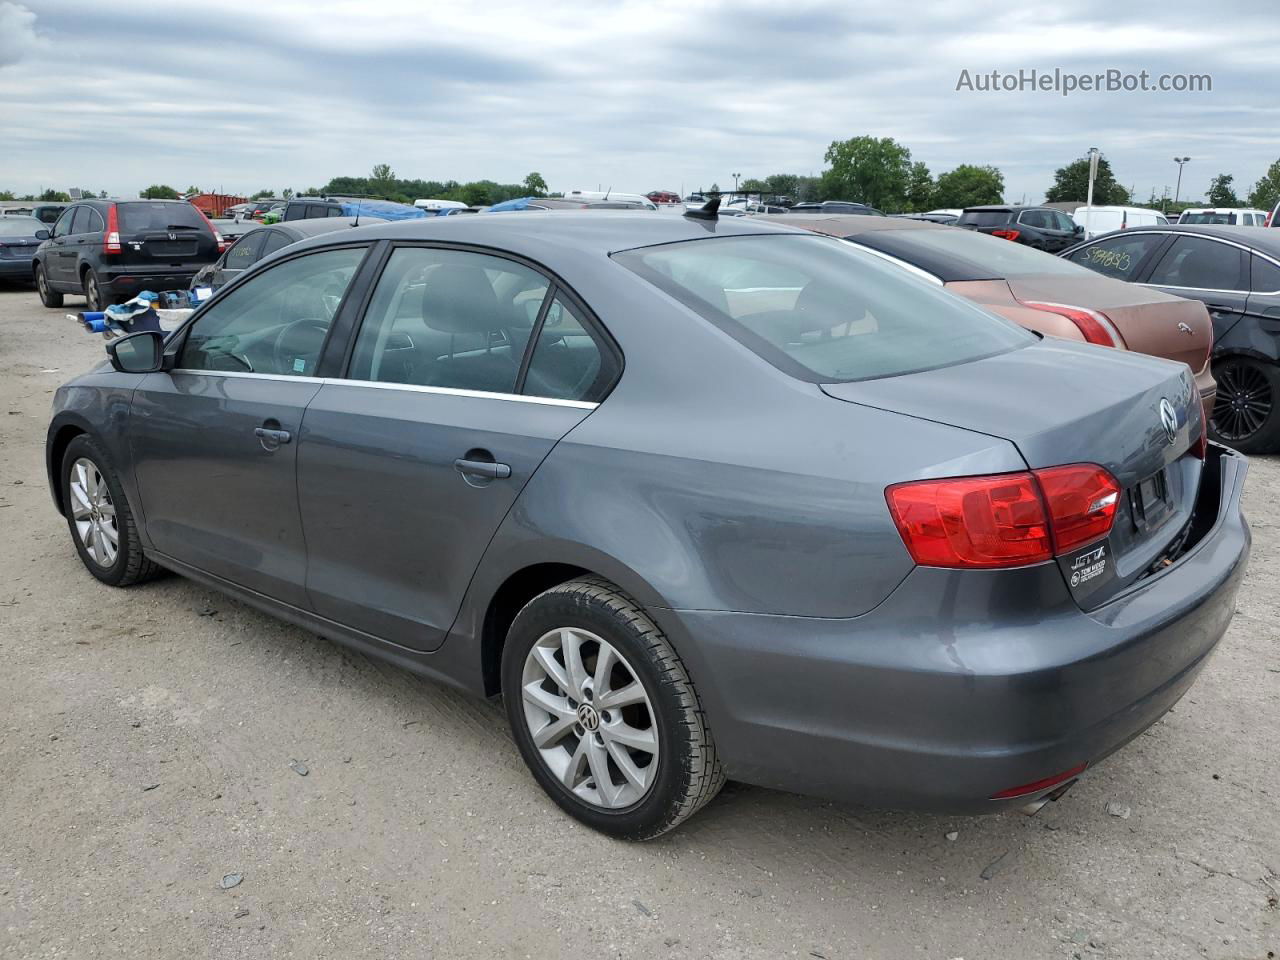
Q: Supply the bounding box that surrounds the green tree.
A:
[250,189,276,200]
[0,190,15,201]
[184,185,201,196]
[140,184,180,199]
[905,161,934,212]
[369,163,396,198]
[708,182,720,196]
[821,136,915,210]
[763,173,799,199]
[522,172,548,196]
[1206,173,1238,207]
[739,177,767,194]
[40,189,72,202]
[1045,154,1130,205]
[932,164,1006,209]
[283,188,294,200]
[1246,159,1280,211]
[98,190,109,198]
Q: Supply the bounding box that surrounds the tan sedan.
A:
[771,215,1216,420]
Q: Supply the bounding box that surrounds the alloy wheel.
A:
[69,457,119,567]
[1212,360,1273,442]
[84,273,100,311]
[520,626,659,810]
[37,268,48,299]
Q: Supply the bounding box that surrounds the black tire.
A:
[1209,357,1280,454]
[61,435,162,587]
[35,263,63,307]
[502,577,725,840]
[82,267,104,311]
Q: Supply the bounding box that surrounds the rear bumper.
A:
[0,258,35,278]
[657,445,1249,811]
[100,266,202,295]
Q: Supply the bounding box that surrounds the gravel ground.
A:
[1,284,1277,960]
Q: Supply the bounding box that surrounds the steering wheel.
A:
[271,318,330,376]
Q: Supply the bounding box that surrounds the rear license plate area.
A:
[1131,468,1171,530]
[148,240,197,257]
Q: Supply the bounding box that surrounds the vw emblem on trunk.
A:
[1158,398,1178,446]
[167,232,176,240]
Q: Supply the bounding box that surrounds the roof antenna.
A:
[603,185,611,200]
[353,198,361,227]
[684,196,720,220]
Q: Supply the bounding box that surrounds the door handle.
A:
[454,457,511,479]
[1205,303,1237,314]
[254,426,292,444]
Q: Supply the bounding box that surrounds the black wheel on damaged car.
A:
[502,577,725,840]
[61,434,162,587]
[35,263,63,307]
[1209,356,1280,454]
[82,267,103,311]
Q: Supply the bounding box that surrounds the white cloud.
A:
[0,1,42,67]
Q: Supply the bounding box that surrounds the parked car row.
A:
[45,204,1249,839]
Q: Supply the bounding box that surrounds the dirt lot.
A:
[1,283,1277,960]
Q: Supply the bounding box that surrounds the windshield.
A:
[614,234,1033,383]
[0,217,43,236]
[957,210,1013,227]
[858,227,1093,278]
[119,201,208,232]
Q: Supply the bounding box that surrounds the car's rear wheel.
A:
[82,268,104,311]
[61,435,161,587]
[1209,357,1280,453]
[502,577,724,840]
[35,263,63,307]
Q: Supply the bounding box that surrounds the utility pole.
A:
[1083,147,1099,238]
[1172,157,1190,210]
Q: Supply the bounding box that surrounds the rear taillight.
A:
[194,206,226,253]
[103,204,121,254]
[886,464,1119,569]
[990,762,1088,800]
[991,229,1020,241]
[1018,300,1126,348]
[1034,464,1120,553]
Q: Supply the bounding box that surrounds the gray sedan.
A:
[46,210,1249,839]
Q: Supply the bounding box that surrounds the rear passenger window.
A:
[348,246,550,395]
[523,296,618,402]
[225,230,267,270]
[1147,237,1247,290]
[1064,234,1163,280]
[69,206,91,234]
[260,230,293,257]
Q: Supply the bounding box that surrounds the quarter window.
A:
[348,247,550,394]
[178,246,366,376]
[1251,255,1280,294]
[1146,237,1247,290]
[523,295,618,402]
[224,230,267,270]
[1064,234,1164,280]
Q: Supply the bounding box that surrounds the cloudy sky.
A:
[1,0,1277,205]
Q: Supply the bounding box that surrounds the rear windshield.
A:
[1179,212,1235,224]
[856,227,1092,279]
[958,210,1013,226]
[0,217,43,236]
[613,234,1033,383]
[118,202,208,233]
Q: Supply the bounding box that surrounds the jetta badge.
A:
[1158,398,1177,445]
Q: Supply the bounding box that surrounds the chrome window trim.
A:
[166,368,599,409]
[840,240,943,286]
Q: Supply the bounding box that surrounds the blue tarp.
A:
[486,197,536,212]
[334,198,427,221]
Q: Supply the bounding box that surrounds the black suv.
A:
[34,199,223,310]
[956,205,1082,252]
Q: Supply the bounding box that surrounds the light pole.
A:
[1173,157,1190,211]
[733,172,741,193]
[1084,147,1099,237]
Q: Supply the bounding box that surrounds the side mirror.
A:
[35,229,50,240]
[1074,224,1085,234]
[106,331,165,374]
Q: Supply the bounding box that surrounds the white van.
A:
[1177,207,1269,226]
[1073,205,1169,239]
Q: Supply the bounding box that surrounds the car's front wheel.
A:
[61,435,161,587]
[502,577,725,840]
[1210,357,1280,453]
[35,263,63,307]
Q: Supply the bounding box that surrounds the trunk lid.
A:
[823,339,1205,608]
[1005,273,1213,373]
